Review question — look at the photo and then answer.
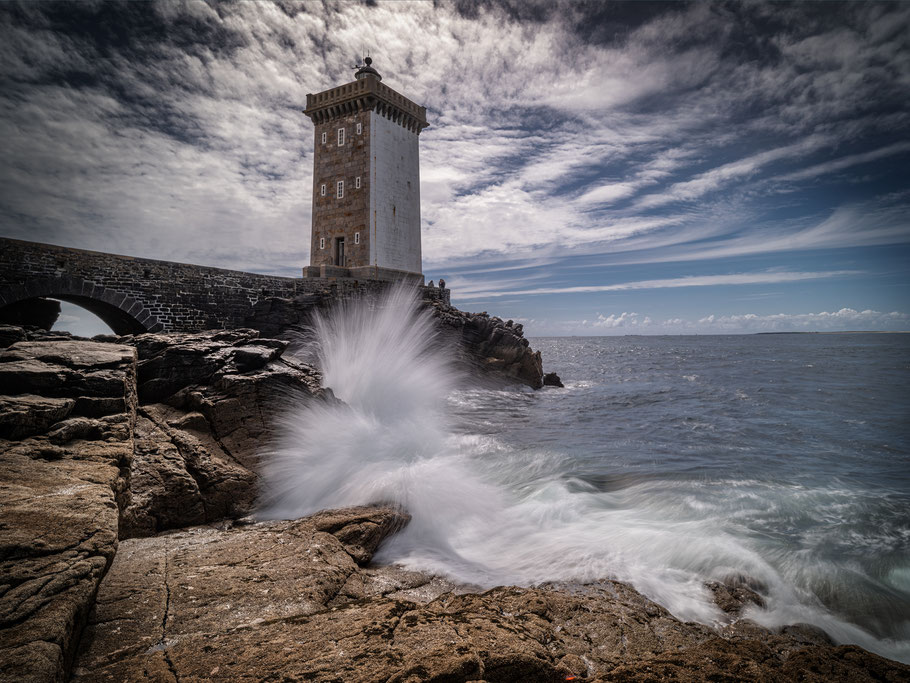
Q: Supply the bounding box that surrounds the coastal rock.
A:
[72,506,910,683]
[543,371,564,387]
[118,404,258,538]
[120,328,267,402]
[111,329,324,536]
[73,506,411,680]
[0,341,137,683]
[429,299,545,389]
[706,579,766,616]
[310,506,412,565]
[246,290,551,390]
[117,328,324,472]
[0,395,75,439]
[0,324,27,348]
[0,331,323,681]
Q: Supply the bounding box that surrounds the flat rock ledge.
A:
[71,505,909,683]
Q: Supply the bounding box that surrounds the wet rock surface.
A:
[73,506,910,683]
[543,371,564,387]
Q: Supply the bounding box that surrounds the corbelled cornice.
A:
[304,75,429,134]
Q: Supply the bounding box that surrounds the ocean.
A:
[261,290,910,664]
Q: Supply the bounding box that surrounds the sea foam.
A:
[260,287,910,664]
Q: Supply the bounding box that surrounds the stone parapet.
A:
[304,74,428,134]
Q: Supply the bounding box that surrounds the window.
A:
[337,128,345,146]
[356,122,362,135]
[337,180,344,199]
[319,237,325,249]
[320,183,326,196]
[321,131,327,144]
[355,176,361,189]
[354,232,360,245]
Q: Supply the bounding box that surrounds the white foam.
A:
[258,286,910,665]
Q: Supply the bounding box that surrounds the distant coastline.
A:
[755,330,910,335]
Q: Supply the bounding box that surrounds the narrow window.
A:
[337,128,345,146]
[356,122,362,135]
[354,232,360,245]
[337,180,344,199]
[320,183,326,196]
[355,176,361,189]
[319,237,325,249]
[321,131,327,144]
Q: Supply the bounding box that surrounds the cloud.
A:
[773,141,910,183]
[544,307,910,336]
[593,312,651,328]
[633,135,832,210]
[696,308,910,332]
[0,0,907,282]
[458,269,859,300]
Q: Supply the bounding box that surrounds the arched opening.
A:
[51,299,116,337]
[0,278,162,336]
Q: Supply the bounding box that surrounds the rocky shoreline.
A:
[1,324,907,682]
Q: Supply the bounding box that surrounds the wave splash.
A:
[259,286,910,664]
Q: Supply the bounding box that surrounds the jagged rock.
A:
[310,506,411,565]
[0,395,75,439]
[46,417,105,444]
[105,329,324,537]
[119,404,258,539]
[246,291,551,390]
[543,371,564,387]
[0,324,26,348]
[166,357,324,472]
[121,329,262,402]
[0,297,60,331]
[429,300,545,389]
[0,342,137,418]
[0,341,137,683]
[706,579,766,615]
[115,328,324,472]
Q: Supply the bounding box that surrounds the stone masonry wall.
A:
[0,238,385,334]
[311,112,371,268]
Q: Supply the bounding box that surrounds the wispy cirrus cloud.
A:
[457,269,859,300]
[0,1,908,334]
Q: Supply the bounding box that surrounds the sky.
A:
[1,1,909,336]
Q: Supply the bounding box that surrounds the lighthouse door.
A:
[335,237,345,267]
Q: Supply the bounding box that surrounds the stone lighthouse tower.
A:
[302,58,428,282]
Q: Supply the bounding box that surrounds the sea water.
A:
[261,288,910,664]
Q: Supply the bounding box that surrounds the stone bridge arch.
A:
[0,276,163,335]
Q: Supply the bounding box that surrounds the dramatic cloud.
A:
[1,1,908,333]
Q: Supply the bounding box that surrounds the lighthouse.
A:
[302,58,428,283]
